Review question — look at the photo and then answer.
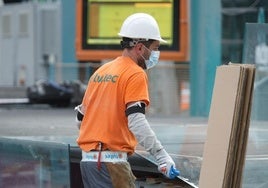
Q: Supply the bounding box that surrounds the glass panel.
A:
[135,123,205,187]
[243,23,268,120]
[242,23,268,187]
[138,78,268,187]
[19,12,28,37]
[2,14,11,38]
[0,137,70,188]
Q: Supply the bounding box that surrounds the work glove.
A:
[154,149,180,179]
[74,104,84,129]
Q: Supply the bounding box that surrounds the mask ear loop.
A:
[138,45,150,69]
[142,45,152,58]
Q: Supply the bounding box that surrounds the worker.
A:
[75,13,180,188]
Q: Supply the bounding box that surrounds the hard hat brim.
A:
[118,33,167,43]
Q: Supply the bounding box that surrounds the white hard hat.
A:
[118,13,166,43]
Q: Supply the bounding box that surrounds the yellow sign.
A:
[75,0,189,61]
[87,1,173,45]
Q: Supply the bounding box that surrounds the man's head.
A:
[118,13,165,69]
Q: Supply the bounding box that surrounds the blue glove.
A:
[158,163,180,179]
[154,149,180,179]
[170,165,180,178]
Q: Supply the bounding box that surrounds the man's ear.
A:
[135,43,144,54]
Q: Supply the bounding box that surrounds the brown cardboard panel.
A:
[224,66,247,188]
[199,64,255,188]
[233,65,255,188]
[223,64,255,188]
[199,65,243,188]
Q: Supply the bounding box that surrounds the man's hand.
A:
[74,104,84,129]
[158,162,180,179]
[154,149,180,179]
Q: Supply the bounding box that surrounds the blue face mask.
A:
[141,46,160,69]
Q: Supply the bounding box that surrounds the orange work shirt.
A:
[77,56,150,155]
